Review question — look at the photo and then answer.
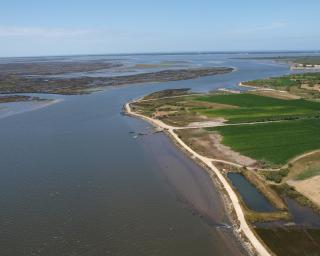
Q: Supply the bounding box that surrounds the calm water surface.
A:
[227,173,276,212]
[0,53,292,255]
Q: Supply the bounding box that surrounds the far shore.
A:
[0,66,234,95]
[0,97,62,120]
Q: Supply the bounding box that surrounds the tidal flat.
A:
[0,57,233,95]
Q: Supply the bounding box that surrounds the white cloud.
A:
[0,26,96,38]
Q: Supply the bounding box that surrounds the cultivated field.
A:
[209,119,320,166]
[133,87,320,212]
[132,92,320,125]
[130,86,320,255]
[194,93,320,123]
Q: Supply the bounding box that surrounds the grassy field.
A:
[133,92,320,125]
[243,76,299,88]
[133,90,320,166]
[194,93,320,123]
[242,73,320,99]
[284,151,320,181]
[131,95,206,126]
[208,119,320,165]
[243,73,320,88]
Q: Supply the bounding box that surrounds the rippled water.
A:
[0,53,293,255]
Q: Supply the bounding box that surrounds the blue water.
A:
[0,52,295,255]
[227,173,276,212]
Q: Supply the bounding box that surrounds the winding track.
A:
[125,100,272,256]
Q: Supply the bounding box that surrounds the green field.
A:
[242,72,320,99]
[194,93,320,123]
[245,76,298,88]
[208,119,320,165]
[243,73,320,92]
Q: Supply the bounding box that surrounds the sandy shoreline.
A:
[125,100,272,256]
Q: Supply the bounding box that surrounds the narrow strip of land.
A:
[125,101,272,256]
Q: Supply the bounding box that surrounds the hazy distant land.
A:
[0,59,233,95]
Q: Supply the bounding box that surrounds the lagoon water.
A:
[227,173,276,212]
[0,53,293,255]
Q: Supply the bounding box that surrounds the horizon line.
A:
[1,49,320,59]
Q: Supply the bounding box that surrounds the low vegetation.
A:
[295,167,320,180]
[0,95,43,103]
[292,56,320,65]
[262,169,289,183]
[135,86,320,220]
[133,92,320,126]
[143,88,191,99]
[245,209,290,223]
[242,73,320,99]
[209,119,320,166]
[273,184,318,211]
[0,66,233,95]
[134,90,320,168]
[194,93,320,123]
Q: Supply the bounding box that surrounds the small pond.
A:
[227,173,276,212]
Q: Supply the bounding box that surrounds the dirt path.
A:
[259,150,320,172]
[288,150,320,166]
[125,100,272,256]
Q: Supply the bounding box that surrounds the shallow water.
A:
[0,53,293,255]
[227,173,276,212]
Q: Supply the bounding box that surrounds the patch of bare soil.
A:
[153,110,178,118]
[177,129,257,167]
[285,151,320,180]
[187,117,226,128]
[250,90,301,100]
[288,176,320,208]
[160,113,207,126]
[301,83,320,92]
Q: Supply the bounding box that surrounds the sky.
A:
[0,0,320,57]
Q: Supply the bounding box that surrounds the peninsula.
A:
[126,74,320,255]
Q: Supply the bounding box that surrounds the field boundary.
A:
[125,100,273,256]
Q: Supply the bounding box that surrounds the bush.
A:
[264,169,289,183]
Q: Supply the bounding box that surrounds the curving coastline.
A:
[125,100,272,256]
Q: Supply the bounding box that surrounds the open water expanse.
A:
[0,53,300,255]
